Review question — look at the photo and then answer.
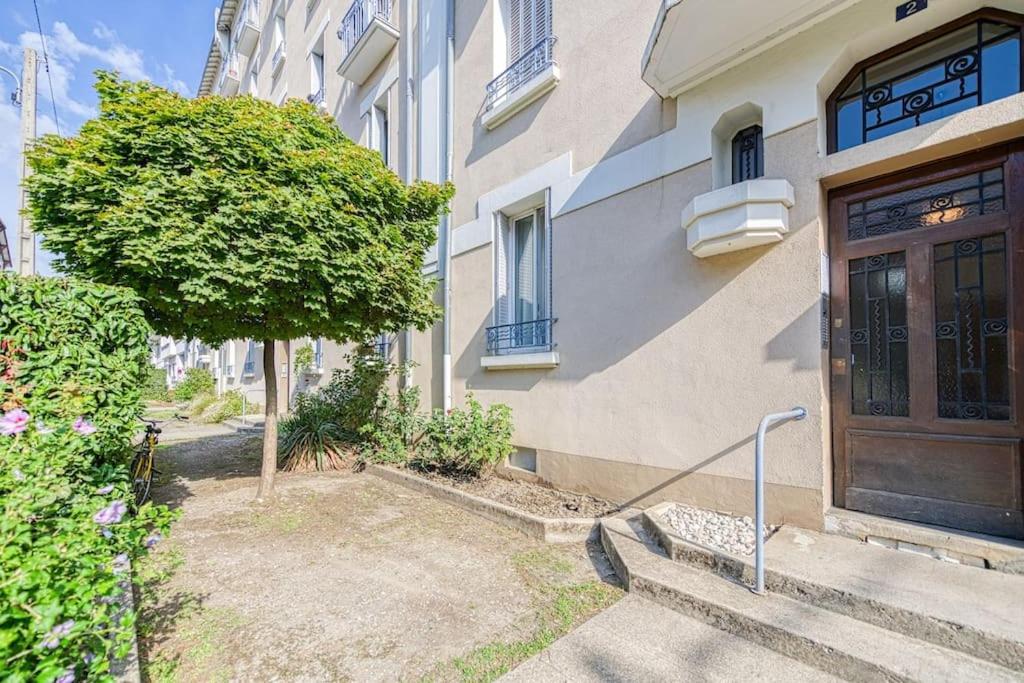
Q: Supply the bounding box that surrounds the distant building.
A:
[0,218,11,270]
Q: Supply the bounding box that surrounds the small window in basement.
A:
[731,125,764,184]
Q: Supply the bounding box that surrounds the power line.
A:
[31,0,62,136]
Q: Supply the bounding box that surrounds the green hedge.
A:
[171,367,214,403]
[0,275,174,682]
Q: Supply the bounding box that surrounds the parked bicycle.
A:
[132,415,186,506]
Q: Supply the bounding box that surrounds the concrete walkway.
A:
[501,595,840,682]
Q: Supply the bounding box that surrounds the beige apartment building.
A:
[199,0,1024,541]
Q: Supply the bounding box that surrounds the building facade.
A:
[199,0,1024,539]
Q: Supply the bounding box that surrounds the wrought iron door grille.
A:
[934,234,1010,420]
[847,167,1004,241]
[486,319,555,354]
[485,37,556,111]
[832,19,1022,152]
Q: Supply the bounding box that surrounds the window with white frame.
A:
[243,340,256,375]
[223,342,236,380]
[369,89,391,168]
[488,0,555,113]
[247,58,259,95]
[313,337,324,370]
[491,202,552,354]
[308,33,325,105]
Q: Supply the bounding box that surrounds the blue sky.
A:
[0,0,218,273]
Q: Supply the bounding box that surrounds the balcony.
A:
[336,0,398,85]
[482,37,559,131]
[641,0,856,97]
[307,88,326,112]
[271,41,286,77]
[218,51,241,96]
[481,319,560,371]
[233,0,261,58]
[681,179,795,258]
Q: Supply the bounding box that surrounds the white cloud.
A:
[0,17,155,276]
[159,63,191,97]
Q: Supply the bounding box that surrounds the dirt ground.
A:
[136,422,621,682]
[412,468,620,518]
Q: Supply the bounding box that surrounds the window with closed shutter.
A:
[508,0,551,63]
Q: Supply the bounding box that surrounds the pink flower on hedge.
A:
[0,408,29,436]
[97,484,114,495]
[145,533,162,549]
[40,620,74,649]
[55,670,75,683]
[93,500,127,526]
[73,416,97,436]
[112,553,130,574]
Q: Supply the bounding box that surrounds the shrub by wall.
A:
[141,365,169,402]
[0,275,174,682]
[172,367,214,403]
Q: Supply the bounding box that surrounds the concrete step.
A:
[825,507,1024,574]
[500,595,841,682]
[643,504,1024,671]
[222,417,264,434]
[601,517,1023,682]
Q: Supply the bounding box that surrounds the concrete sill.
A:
[481,64,560,131]
[303,368,324,376]
[682,179,795,258]
[481,351,560,371]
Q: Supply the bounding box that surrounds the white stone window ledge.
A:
[481,351,560,371]
[482,64,560,131]
[682,179,795,258]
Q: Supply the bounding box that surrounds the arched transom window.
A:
[828,10,1023,154]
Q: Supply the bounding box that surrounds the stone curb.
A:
[365,464,599,543]
[111,570,141,683]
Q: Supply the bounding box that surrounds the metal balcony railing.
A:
[337,0,394,60]
[485,318,556,354]
[307,88,325,106]
[218,51,241,90]
[243,359,255,375]
[485,37,556,111]
[233,0,259,41]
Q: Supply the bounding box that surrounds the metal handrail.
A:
[240,388,266,426]
[754,407,807,595]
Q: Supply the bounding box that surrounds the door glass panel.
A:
[847,167,1004,241]
[849,252,909,416]
[934,233,1010,420]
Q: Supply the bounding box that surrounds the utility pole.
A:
[17,48,37,276]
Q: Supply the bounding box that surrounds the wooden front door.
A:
[830,143,1024,539]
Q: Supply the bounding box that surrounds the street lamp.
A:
[0,65,22,106]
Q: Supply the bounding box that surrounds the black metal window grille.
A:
[731,125,764,184]
[831,16,1022,153]
[485,37,556,111]
[846,166,1005,241]
[849,252,910,417]
[934,234,1010,421]
[486,318,555,355]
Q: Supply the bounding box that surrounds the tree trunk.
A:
[256,339,278,502]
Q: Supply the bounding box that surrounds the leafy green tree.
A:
[25,73,452,500]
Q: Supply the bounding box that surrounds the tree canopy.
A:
[25,72,452,346]
[24,72,453,499]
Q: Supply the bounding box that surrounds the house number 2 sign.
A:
[896,0,927,22]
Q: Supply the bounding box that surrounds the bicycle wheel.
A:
[130,445,154,507]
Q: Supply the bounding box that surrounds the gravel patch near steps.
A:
[661,503,775,556]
